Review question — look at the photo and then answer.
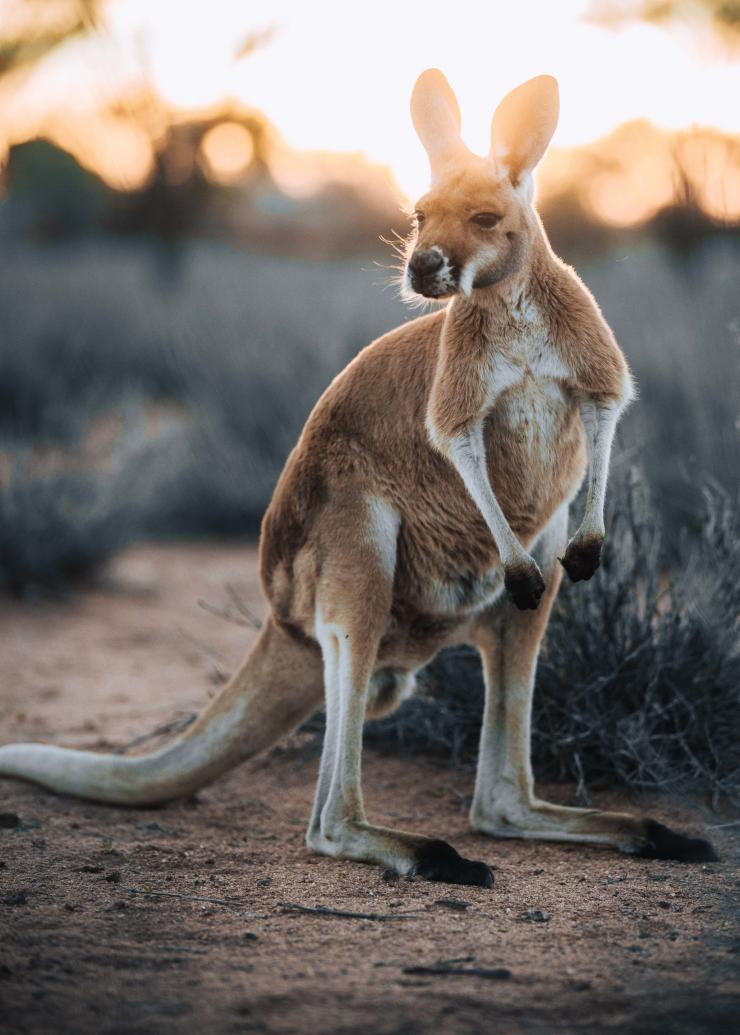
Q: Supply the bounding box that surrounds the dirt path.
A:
[1,544,738,1034]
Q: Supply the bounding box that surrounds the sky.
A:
[3,0,739,199]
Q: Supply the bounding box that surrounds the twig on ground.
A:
[279,902,420,921]
[198,597,250,626]
[402,965,511,980]
[127,887,265,914]
[226,584,263,629]
[177,627,230,685]
[198,584,263,630]
[434,898,471,911]
[114,714,197,754]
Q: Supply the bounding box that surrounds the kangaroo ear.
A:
[490,76,559,184]
[411,68,470,176]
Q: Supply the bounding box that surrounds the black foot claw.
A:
[411,840,494,888]
[504,562,545,610]
[559,535,603,583]
[634,820,718,863]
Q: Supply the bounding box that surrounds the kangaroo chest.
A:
[483,306,574,458]
[414,309,584,621]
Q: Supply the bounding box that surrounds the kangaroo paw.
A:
[504,560,546,610]
[411,839,494,887]
[630,820,718,863]
[560,534,604,583]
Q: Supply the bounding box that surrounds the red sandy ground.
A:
[1,543,738,1035]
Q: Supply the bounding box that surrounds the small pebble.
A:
[435,898,471,912]
[2,893,27,907]
[517,909,551,923]
[0,813,20,830]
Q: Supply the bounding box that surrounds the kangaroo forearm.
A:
[560,388,629,582]
[578,374,633,534]
[444,424,525,565]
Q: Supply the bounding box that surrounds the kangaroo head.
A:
[406,69,559,300]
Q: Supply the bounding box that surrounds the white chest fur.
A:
[483,302,572,454]
[485,300,569,400]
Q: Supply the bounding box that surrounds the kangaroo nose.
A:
[409,250,443,277]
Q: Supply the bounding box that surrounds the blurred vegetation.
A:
[587,0,740,53]
[0,0,102,79]
[0,233,736,594]
[538,121,740,261]
[2,116,739,263]
[0,239,410,592]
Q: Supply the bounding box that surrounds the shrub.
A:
[0,458,137,596]
[366,472,740,805]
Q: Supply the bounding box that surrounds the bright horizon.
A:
[2,0,739,201]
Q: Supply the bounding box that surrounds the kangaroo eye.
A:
[414,211,426,227]
[471,212,501,229]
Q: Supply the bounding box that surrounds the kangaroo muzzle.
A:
[407,246,458,298]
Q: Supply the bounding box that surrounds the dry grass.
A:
[366,472,740,804]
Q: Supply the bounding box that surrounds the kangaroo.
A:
[0,71,716,883]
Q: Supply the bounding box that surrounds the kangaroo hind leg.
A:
[306,494,493,886]
[469,505,717,862]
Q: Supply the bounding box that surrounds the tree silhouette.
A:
[0,0,103,80]
[587,0,740,52]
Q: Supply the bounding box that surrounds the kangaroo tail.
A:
[0,617,323,805]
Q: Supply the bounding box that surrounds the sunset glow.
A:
[1,0,738,219]
[200,121,255,184]
[110,0,740,198]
